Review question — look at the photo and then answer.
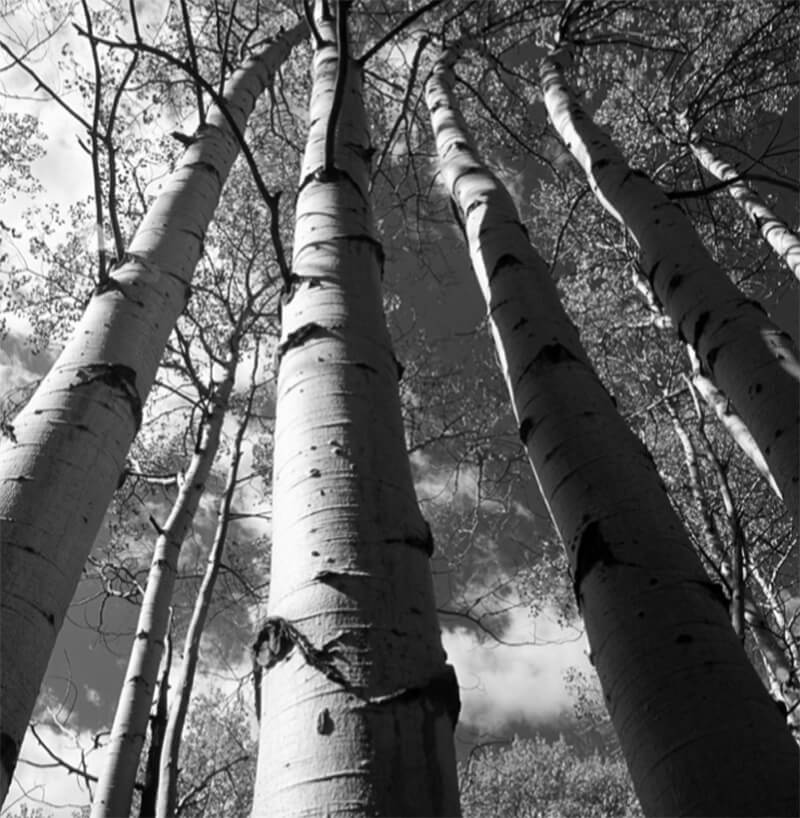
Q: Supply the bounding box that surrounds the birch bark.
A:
[90,364,234,818]
[540,48,799,525]
[154,352,258,818]
[668,404,800,731]
[251,10,459,817]
[682,119,800,281]
[426,42,799,816]
[0,23,305,805]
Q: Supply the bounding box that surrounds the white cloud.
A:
[4,721,104,817]
[85,687,102,708]
[443,606,590,732]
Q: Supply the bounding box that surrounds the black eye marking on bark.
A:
[316,708,334,735]
[93,277,140,304]
[394,521,434,556]
[170,130,196,147]
[572,522,636,610]
[666,274,684,296]
[252,617,348,687]
[491,253,522,282]
[519,416,534,445]
[185,159,222,187]
[520,343,581,387]
[275,322,327,369]
[73,363,143,430]
[365,664,461,729]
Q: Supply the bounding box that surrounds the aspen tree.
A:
[539,45,800,525]
[251,5,460,815]
[154,351,260,818]
[681,118,800,281]
[0,23,306,804]
[666,402,800,731]
[426,40,799,816]
[90,363,234,818]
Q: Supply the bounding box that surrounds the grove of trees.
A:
[0,1,797,816]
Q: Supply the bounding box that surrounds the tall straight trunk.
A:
[426,43,799,816]
[681,118,800,281]
[90,366,234,818]
[539,48,799,526]
[154,352,257,818]
[0,23,305,804]
[251,10,460,817]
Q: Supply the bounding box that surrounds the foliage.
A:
[460,735,643,818]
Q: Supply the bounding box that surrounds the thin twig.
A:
[79,0,107,283]
[359,0,447,65]
[180,0,206,123]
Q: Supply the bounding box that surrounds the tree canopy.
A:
[1,1,797,815]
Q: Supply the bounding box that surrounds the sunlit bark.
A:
[154,352,257,818]
[668,403,800,734]
[90,366,234,818]
[0,23,306,806]
[682,118,800,281]
[251,11,460,817]
[540,48,799,526]
[684,345,781,498]
[427,42,799,816]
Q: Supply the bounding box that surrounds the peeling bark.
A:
[427,41,799,816]
[0,23,306,805]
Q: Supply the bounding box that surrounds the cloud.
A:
[443,606,590,733]
[5,721,104,817]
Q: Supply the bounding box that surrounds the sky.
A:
[0,9,597,814]
[2,2,799,816]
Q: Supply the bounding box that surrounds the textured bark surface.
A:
[540,49,799,526]
[0,23,306,805]
[684,345,782,498]
[251,17,460,818]
[90,368,233,818]
[685,123,800,281]
[154,368,254,818]
[427,43,799,817]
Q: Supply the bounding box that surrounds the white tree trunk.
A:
[427,43,799,816]
[684,345,782,498]
[251,13,460,817]
[90,366,234,818]
[0,23,306,806]
[682,118,800,281]
[154,353,257,818]
[540,48,799,526]
[669,404,800,727]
